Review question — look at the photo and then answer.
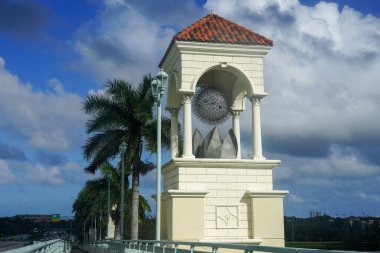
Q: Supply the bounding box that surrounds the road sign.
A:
[52,214,60,222]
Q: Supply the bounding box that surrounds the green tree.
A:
[82,76,171,239]
[72,162,150,240]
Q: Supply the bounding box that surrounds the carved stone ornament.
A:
[231,110,242,119]
[167,107,180,115]
[217,206,238,228]
[181,95,192,104]
[249,96,261,105]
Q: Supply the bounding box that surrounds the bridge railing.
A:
[84,239,370,253]
[4,239,71,253]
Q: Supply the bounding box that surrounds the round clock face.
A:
[192,87,230,125]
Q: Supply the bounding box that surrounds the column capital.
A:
[181,94,192,104]
[231,110,242,119]
[166,107,180,115]
[249,96,261,105]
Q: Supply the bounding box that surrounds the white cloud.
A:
[0,57,85,151]
[356,192,380,203]
[288,193,303,203]
[73,2,176,84]
[72,0,204,85]
[23,163,64,186]
[274,145,380,184]
[0,160,17,184]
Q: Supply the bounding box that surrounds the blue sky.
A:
[0,0,380,218]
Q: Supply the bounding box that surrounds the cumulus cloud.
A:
[72,0,203,84]
[0,57,85,151]
[275,146,380,183]
[272,145,380,215]
[23,163,64,186]
[288,193,303,204]
[0,160,17,184]
[8,159,85,187]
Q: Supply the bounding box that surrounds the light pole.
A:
[83,217,89,243]
[119,141,127,240]
[151,69,168,241]
[291,216,295,242]
[107,173,111,239]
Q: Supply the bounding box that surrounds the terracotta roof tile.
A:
[159,14,272,67]
[174,13,273,46]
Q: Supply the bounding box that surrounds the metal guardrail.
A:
[3,239,71,253]
[85,239,370,253]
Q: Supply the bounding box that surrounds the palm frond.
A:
[133,160,154,176]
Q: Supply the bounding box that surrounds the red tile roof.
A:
[159,14,272,67]
[174,13,273,46]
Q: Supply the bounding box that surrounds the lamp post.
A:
[151,69,168,241]
[119,141,127,240]
[83,217,89,243]
[107,173,111,239]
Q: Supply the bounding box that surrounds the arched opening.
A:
[166,72,181,109]
[189,65,252,159]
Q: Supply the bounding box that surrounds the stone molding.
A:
[166,107,180,114]
[199,239,263,244]
[249,96,262,104]
[162,158,281,174]
[247,190,289,198]
[175,41,272,57]
[162,189,208,198]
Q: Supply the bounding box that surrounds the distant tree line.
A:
[285,215,380,251]
[0,217,75,239]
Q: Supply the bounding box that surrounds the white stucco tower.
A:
[159,14,288,246]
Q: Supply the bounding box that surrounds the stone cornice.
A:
[200,239,263,245]
[248,190,289,198]
[159,40,271,69]
[161,190,209,198]
[162,158,281,174]
[176,41,272,57]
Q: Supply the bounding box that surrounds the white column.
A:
[182,94,194,158]
[168,108,179,159]
[250,96,265,160]
[231,110,242,159]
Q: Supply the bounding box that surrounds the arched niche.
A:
[190,64,255,111]
[166,71,181,109]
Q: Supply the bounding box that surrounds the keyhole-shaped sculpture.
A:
[158,13,288,247]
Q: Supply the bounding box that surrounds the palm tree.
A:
[72,162,151,240]
[82,76,171,239]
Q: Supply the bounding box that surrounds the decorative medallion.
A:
[216,205,238,228]
[192,87,230,125]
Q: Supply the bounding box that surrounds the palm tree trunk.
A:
[114,220,120,240]
[131,168,139,239]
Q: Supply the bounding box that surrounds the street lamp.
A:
[119,141,127,240]
[151,69,168,241]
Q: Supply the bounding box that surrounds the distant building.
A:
[309,211,322,218]
[13,214,52,223]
